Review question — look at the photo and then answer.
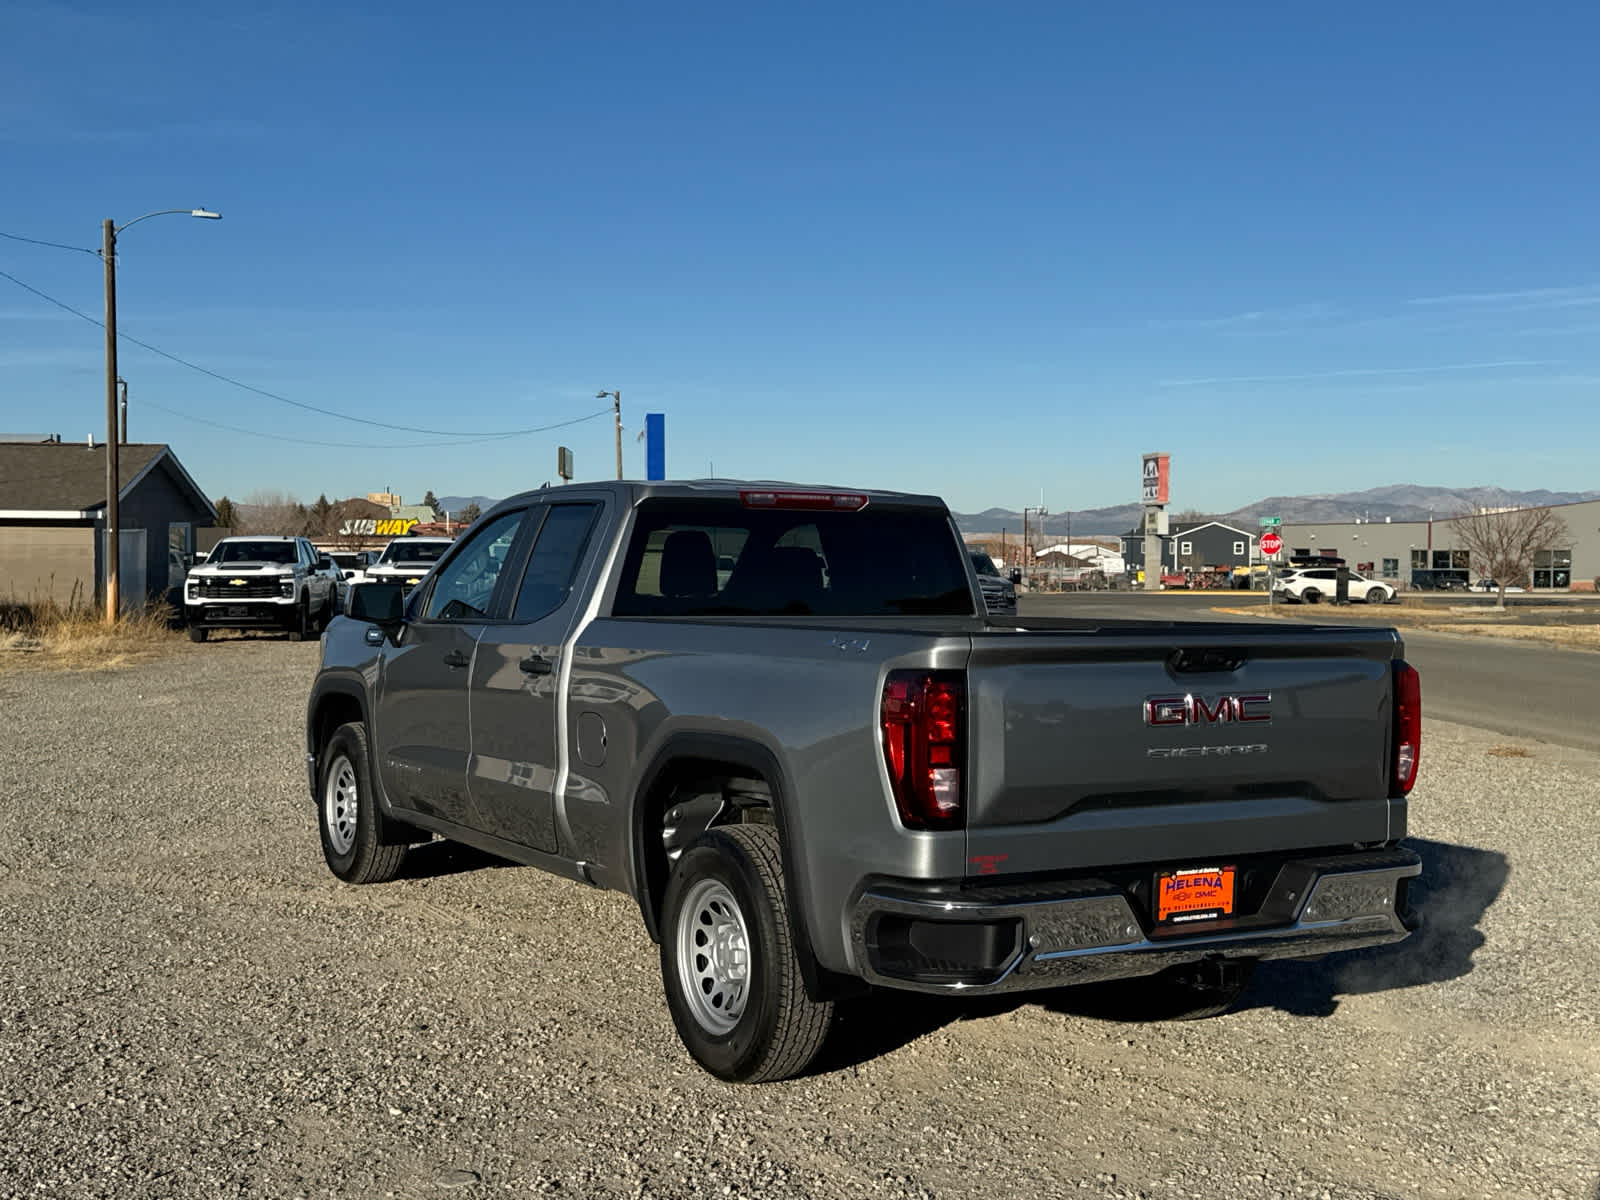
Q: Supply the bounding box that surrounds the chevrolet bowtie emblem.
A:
[229,578,247,586]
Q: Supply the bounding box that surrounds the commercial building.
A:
[1278,500,1600,591]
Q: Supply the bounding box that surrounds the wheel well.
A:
[310,691,365,765]
[636,756,773,942]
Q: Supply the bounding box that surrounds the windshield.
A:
[377,540,449,565]
[214,541,297,565]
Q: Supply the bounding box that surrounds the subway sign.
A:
[338,518,419,536]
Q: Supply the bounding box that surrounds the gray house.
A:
[1121,520,1258,575]
[0,436,216,610]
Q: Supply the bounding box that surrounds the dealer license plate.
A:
[225,605,250,618]
[1155,865,1236,924]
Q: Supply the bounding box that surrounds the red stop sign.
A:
[1260,531,1284,556]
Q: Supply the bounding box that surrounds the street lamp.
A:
[595,390,622,480]
[102,208,221,622]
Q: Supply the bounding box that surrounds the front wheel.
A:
[660,824,833,1083]
[287,595,310,641]
[317,721,410,883]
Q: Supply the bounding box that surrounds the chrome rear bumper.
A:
[850,846,1421,994]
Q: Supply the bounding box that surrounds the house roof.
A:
[0,442,213,518]
[1121,519,1255,539]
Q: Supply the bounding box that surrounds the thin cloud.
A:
[1407,285,1600,307]
[1147,303,1335,331]
[1159,360,1558,388]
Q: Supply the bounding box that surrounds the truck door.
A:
[372,509,528,827]
[469,500,604,853]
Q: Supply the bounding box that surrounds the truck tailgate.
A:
[963,625,1402,876]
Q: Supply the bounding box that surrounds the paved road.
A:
[1020,591,1600,754]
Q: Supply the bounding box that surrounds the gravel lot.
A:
[3,642,1598,1200]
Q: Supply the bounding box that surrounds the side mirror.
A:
[348,581,405,626]
[317,555,333,570]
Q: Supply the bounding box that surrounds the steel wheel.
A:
[674,878,752,1035]
[323,753,360,857]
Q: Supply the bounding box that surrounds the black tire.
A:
[1301,588,1322,604]
[1105,959,1257,1022]
[187,625,208,643]
[317,721,410,884]
[287,595,310,641]
[660,824,833,1083]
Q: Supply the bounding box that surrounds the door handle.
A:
[442,649,471,669]
[519,653,554,676]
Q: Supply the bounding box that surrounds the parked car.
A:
[1469,579,1525,594]
[308,480,1423,1083]
[362,536,454,596]
[185,535,341,641]
[1410,569,1471,592]
[1274,566,1394,604]
[968,550,1018,615]
[327,550,378,608]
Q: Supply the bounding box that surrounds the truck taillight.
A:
[1392,661,1421,795]
[881,670,965,831]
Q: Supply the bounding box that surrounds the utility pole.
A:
[597,389,623,479]
[103,218,120,622]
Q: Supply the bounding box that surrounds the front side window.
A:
[422,511,525,621]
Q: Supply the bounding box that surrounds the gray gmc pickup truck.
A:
[307,481,1422,1082]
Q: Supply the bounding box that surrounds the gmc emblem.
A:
[1145,693,1271,726]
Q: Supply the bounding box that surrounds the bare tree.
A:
[1450,505,1571,607]
[235,490,305,536]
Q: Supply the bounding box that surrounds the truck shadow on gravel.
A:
[815,838,1508,1070]
[396,840,515,881]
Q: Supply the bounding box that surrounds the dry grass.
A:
[0,595,185,673]
[1487,745,1533,758]
[1421,622,1600,650]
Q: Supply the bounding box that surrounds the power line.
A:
[0,264,599,439]
[137,395,610,449]
[0,229,99,256]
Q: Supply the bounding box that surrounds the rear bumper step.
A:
[850,846,1420,994]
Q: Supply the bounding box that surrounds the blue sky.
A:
[2,1,1597,515]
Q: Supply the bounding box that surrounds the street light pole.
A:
[596,389,622,479]
[100,208,221,623]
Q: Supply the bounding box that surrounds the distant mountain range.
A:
[953,484,1600,538]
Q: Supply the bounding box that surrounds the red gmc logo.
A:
[1145,693,1272,726]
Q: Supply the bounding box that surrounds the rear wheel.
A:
[317,721,410,883]
[660,824,833,1083]
[1301,587,1322,604]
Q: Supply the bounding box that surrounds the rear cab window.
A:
[612,499,974,618]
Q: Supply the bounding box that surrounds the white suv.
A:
[1273,566,1394,605]
[185,536,341,641]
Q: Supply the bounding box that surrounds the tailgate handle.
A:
[1168,647,1245,673]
